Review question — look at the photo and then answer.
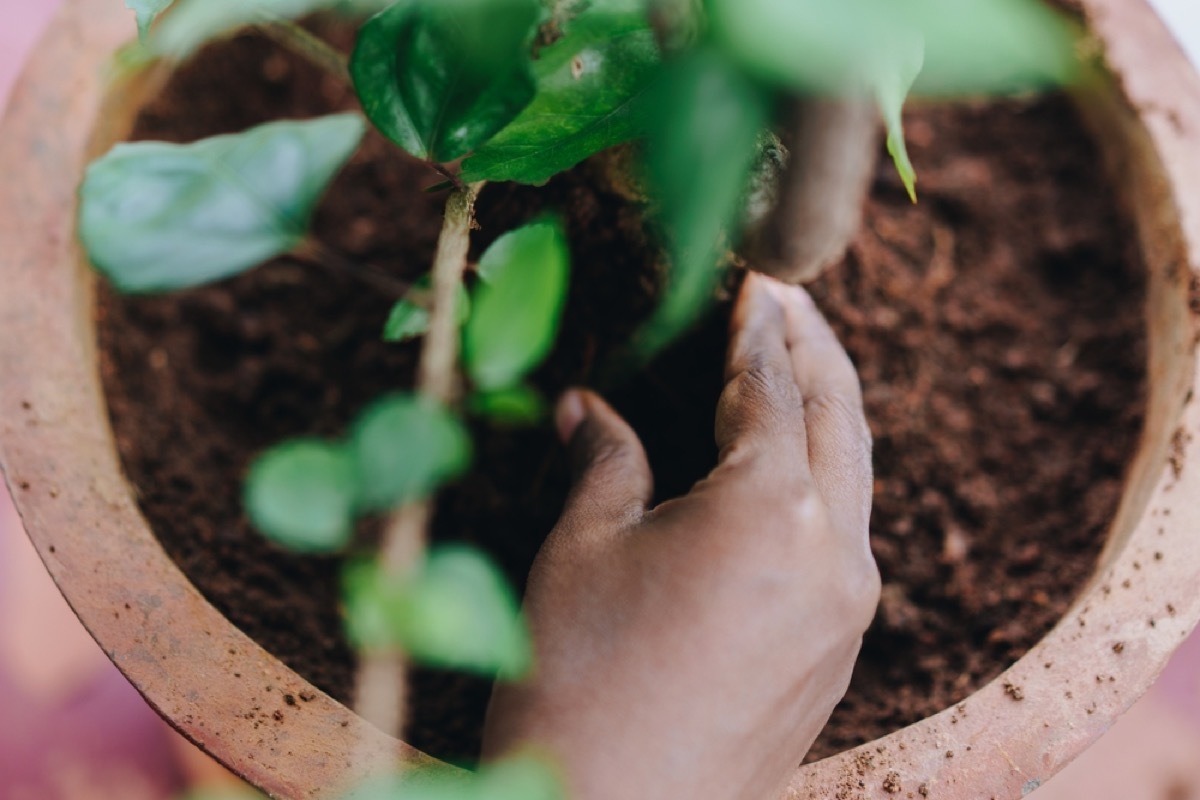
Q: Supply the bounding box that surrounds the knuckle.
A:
[588,437,635,473]
[724,365,794,415]
[805,392,868,443]
[834,552,882,631]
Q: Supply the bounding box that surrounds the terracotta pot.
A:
[2,1,1199,798]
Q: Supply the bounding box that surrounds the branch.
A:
[255,18,351,84]
[353,183,484,742]
[741,98,879,284]
[293,238,413,298]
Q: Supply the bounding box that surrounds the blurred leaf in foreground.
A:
[80,114,364,293]
[639,48,770,357]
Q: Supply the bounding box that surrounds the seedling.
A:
[84,0,1082,794]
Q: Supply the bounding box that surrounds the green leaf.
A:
[345,547,533,679]
[343,558,402,651]
[469,385,546,425]
[125,0,175,41]
[639,49,770,357]
[350,0,541,162]
[706,0,1079,98]
[341,768,473,800]
[394,546,533,678]
[477,754,567,800]
[341,754,564,800]
[245,439,359,553]
[80,114,365,294]
[382,276,471,343]
[349,394,471,509]
[147,0,328,59]
[875,37,924,203]
[460,0,660,185]
[464,219,571,390]
[332,0,398,14]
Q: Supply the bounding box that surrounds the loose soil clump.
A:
[96,28,1145,764]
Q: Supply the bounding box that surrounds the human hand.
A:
[482,273,880,800]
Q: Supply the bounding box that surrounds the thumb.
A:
[554,389,653,536]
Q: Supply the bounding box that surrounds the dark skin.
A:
[482,273,881,800]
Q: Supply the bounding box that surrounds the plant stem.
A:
[255,19,351,84]
[420,184,482,405]
[352,183,484,742]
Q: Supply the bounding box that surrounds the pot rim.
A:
[1,1,1199,798]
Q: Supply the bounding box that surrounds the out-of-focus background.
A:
[2,1,1200,798]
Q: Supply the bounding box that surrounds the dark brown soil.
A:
[95,26,1145,765]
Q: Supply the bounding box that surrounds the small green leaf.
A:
[125,0,175,42]
[349,394,471,509]
[382,276,471,343]
[351,0,541,162]
[396,546,533,678]
[345,547,533,679]
[460,0,660,185]
[80,114,365,293]
[875,38,924,203]
[639,49,770,357]
[341,753,564,800]
[469,385,546,425]
[340,764,473,800]
[245,440,359,553]
[343,558,401,651]
[477,753,567,800]
[464,219,571,390]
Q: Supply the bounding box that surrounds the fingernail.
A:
[555,390,587,443]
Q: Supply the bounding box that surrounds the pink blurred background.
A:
[3,1,1200,798]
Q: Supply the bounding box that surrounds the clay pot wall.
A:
[2,1,1199,798]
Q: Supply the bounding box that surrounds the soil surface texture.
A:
[95,25,1146,764]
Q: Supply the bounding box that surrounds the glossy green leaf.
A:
[125,0,175,41]
[80,114,365,293]
[351,0,541,162]
[464,219,571,390]
[382,276,471,342]
[706,0,1079,98]
[460,0,660,185]
[639,49,769,357]
[349,394,471,509]
[245,439,359,553]
[345,547,533,679]
[469,385,546,425]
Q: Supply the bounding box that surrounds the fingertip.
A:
[735,271,785,327]
[555,389,587,444]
